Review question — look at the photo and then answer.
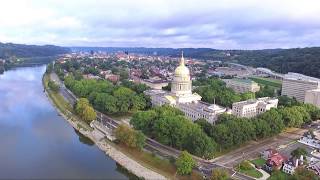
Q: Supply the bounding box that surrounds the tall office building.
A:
[305,89,320,108]
[281,72,320,102]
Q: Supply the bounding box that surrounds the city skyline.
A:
[1,0,320,49]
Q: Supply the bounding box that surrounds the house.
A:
[264,153,287,172]
[261,149,278,160]
[282,157,302,175]
[298,133,320,149]
[308,161,320,175]
[105,74,120,83]
[83,74,100,80]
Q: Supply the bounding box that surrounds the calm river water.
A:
[0,66,129,179]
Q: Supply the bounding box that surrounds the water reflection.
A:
[73,128,95,146]
[0,66,128,179]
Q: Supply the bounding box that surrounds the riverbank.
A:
[43,73,168,180]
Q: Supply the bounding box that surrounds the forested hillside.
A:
[224,48,320,78]
[0,42,70,58]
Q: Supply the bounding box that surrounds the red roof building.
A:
[264,153,287,171]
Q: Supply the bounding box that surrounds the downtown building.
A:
[145,53,226,124]
[281,72,320,103]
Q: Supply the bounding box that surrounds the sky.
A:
[0,0,320,49]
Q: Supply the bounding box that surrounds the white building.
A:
[281,72,320,102]
[305,89,320,108]
[298,135,320,149]
[223,78,260,93]
[145,53,226,124]
[282,158,300,175]
[232,97,278,118]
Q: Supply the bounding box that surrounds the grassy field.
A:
[236,162,263,179]
[237,168,263,178]
[249,76,282,88]
[251,158,266,167]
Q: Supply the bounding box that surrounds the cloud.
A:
[0,0,320,49]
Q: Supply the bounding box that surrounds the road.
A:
[213,129,307,168]
[50,72,254,180]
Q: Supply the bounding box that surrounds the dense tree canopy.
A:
[195,97,319,152]
[130,105,217,158]
[193,78,254,107]
[64,74,148,114]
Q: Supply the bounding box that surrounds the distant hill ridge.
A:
[71,46,320,78]
[0,42,70,59]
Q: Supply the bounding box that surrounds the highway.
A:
[50,72,254,180]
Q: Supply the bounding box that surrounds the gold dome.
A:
[174,52,190,76]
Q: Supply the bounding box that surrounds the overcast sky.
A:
[0,0,320,49]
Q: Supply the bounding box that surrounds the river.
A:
[0,65,129,179]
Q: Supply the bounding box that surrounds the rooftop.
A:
[230,78,256,84]
[284,72,320,83]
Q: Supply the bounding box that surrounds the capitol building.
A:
[145,53,226,124]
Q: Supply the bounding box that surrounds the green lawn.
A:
[249,77,282,88]
[236,161,263,179]
[251,158,266,167]
[238,168,263,178]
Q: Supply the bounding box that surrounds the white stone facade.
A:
[232,97,278,118]
[145,53,226,124]
[282,159,299,175]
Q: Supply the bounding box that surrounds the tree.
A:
[256,85,276,98]
[293,167,318,180]
[46,63,53,74]
[211,169,229,180]
[258,109,284,135]
[48,80,60,92]
[253,118,271,139]
[195,118,213,136]
[130,110,157,134]
[131,95,147,111]
[268,170,288,180]
[240,92,255,101]
[303,103,320,121]
[114,124,146,150]
[175,151,195,175]
[113,87,135,113]
[75,98,96,123]
[280,107,304,127]
[239,160,253,171]
[82,105,97,122]
[119,69,129,80]
[278,96,300,107]
[291,147,307,158]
